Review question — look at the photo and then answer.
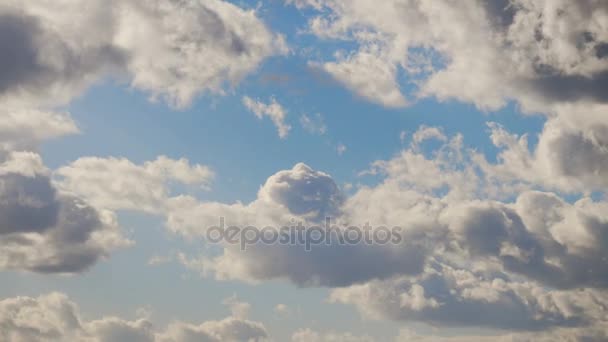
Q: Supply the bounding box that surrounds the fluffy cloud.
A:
[166,163,343,236]
[243,96,291,139]
[161,125,608,334]
[293,0,608,113]
[0,84,130,274]
[329,264,608,330]
[0,107,78,151]
[316,47,407,108]
[0,0,285,108]
[0,293,269,342]
[476,104,608,193]
[172,163,430,287]
[56,156,213,213]
[0,152,130,273]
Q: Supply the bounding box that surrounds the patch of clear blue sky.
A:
[20,1,548,339]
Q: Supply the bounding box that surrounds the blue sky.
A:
[1,1,608,341]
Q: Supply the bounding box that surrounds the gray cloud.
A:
[0,153,130,273]
[0,6,126,106]
[0,173,59,235]
[0,0,285,108]
[529,71,608,104]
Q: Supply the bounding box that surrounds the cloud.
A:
[329,264,608,330]
[0,0,285,108]
[475,104,608,193]
[0,152,130,273]
[171,163,429,287]
[56,156,213,213]
[0,107,79,151]
[411,125,447,148]
[293,0,608,113]
[0,102,129,275]
[243,96,291,139]
[160,125,608,333]
[0,2,125,107]
[0,292,269,342]
[166,163,343,237]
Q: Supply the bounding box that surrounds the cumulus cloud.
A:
[171,163,430,287]
[0,107,79,151]
[316,47,407,108]
[0,152,130,274]
[0,292,269,342]
[167,163,343,237]
[56,156,213,213]
[243,96,291,138]
[476,104,608,193]
[293,0,608,113]
[0,82,131,275]
[0,0,285,108]
[159,125,608,334]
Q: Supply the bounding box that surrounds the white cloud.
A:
[0,107,78,150]
[0,292,269,342]
[470,104,608,194]
[318,47,407,108]
[0,0,286,108]
[56,156,213,213]
[294,0,608,114]
[243,96,291,139]
[161,124,608,334]
[411,125,447,147]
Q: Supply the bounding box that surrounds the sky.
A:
[0,0,608,341]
